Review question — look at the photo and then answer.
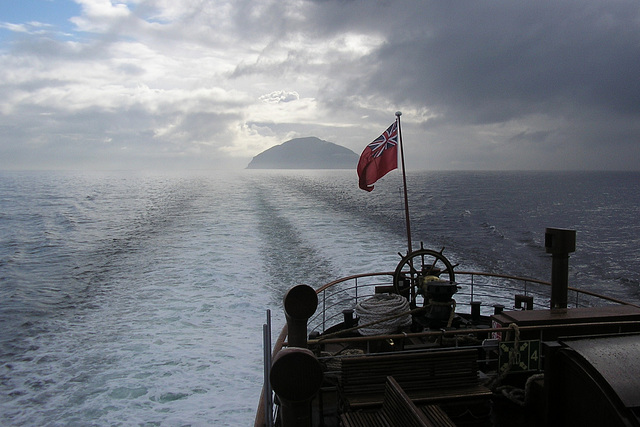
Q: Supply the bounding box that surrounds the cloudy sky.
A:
[1,0,639,171]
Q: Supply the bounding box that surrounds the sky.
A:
[1,0,639,171]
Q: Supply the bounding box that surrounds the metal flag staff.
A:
[395,111,413,254]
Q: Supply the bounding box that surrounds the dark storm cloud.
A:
[334,1,640,125]
[296,0,640,169]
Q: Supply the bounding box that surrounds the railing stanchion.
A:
[263,310,273,427]
[322,290,326,332]
[355,277,359,304]
[470,274,475,302]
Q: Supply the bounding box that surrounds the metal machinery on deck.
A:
[257,229,640,427]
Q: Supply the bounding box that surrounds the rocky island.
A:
[246,137,358,169]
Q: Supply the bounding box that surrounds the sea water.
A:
[1,170,639,426]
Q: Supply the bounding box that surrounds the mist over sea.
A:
[1,169,639,426]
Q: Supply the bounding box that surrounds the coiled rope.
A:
[486,323,521,391]
[497,373,544,407]
[355,294,412,336]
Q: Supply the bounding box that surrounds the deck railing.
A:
[257,271,639,427]
[308,271,635,334]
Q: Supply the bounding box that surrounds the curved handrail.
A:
[310,270,639,334]
[315,271,393,293]
[456,270,639,308]
[318,270,638,310]
[457,270,551,285]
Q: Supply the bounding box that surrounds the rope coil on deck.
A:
[355,294,412,336]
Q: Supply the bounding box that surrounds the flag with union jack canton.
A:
[357,121,399,191]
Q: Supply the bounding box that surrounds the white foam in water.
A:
[1,172,271,426]
[1,170,639,426]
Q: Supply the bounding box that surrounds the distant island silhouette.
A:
[246,137,359,169]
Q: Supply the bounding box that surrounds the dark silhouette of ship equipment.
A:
[257,228,640,426]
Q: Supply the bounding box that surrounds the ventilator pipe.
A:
[270,347,323,427]
[545,228,576,310]
[284,284,318,348]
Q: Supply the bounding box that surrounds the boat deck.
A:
[258,258,640,427]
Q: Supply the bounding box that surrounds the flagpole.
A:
[396,111,413,254]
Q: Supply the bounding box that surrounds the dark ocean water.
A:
[1,169,638,425]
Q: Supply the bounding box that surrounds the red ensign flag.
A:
[357,122,399,191]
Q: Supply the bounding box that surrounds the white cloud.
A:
[1,0,639,171]
[0,22,30,33]
[70,0,132,32]
[259,91,300,104]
